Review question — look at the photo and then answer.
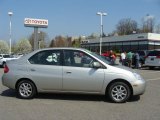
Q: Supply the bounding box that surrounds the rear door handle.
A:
[66,71,72,74]
[30,69,36,71]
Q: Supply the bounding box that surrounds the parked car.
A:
[131,50,150,67]
[2,48,146,103]
[0,54,18,67]
[101,51,110,57]
[136,50,149,65]
[145,50,160,69]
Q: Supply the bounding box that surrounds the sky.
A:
[0,0,160,43]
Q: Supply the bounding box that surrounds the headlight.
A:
[133,73,143,80]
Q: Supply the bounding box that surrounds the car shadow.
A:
[35,93,140,103]
[36,93,107,102]
[141,66,160,71]
[0,89,16,97]
[128,95,140,102]
[0,89,140,103]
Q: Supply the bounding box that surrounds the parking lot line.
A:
[146,78,160,81]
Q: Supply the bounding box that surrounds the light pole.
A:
[38,31,42,49]
[8,11,13,55]
[97,12,107,55]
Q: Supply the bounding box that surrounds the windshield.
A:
[83,49,111,65]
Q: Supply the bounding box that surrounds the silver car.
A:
[2,48,146,103]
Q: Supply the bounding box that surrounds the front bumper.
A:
[131,79,146,96]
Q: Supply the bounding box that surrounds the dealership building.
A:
[81,33,160,52]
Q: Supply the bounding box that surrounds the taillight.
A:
[156,56,160,58]
[4,65,9,73]
[144,56,148,59]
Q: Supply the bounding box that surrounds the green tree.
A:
[0,40,9,54]
[15,38,32,54]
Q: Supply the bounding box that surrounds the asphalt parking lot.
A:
[0,67,160,120]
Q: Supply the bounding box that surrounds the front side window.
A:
[3,55,10,58]
[28,50,61,66]
[64,50,98,68]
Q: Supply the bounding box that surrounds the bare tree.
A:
[141,14,155,33]
[87,33,99,39]
[29,31,49,49]
[49,36,72,47]
[116,18,138,35]
[72,36,82,48]
[155,24,160,33]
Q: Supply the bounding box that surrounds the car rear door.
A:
[62,50,105,92]
[28,50,63,91]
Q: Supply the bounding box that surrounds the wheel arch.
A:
[15,78,37,93]
[105,79,133,96]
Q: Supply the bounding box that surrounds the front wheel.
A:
[17,80,36,99]
[108,82,131,103]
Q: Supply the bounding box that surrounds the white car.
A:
[0,54,18,67]
[145,50,160,69]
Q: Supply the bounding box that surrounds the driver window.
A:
[64,50,96,68]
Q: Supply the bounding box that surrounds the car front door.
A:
[62,50,105,93]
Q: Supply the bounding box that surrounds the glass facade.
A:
[81,40,160,52]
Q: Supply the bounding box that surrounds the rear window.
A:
[148,51,160,56]
[137,51,145,56]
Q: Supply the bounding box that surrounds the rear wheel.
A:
[2,62,6,68]
[17,80,36,99]
[108,82,131,103]
[149,66,154,70]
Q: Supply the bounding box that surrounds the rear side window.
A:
[28,50,62,66]
[3,55,10,58]
[137,51,145,56]
[148,51,160,56]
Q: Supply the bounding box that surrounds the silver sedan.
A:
[2,48,146,103]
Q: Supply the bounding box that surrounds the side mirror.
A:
[92,62,101,68]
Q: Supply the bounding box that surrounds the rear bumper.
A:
[2,74,16,89]
[145,61,160,67]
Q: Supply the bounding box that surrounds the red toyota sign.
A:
[24,18,48,28]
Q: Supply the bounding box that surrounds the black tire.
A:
[17,80,36,99]
[149,66,154,70]
[2,62,6,68]
[108,82,131,103]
